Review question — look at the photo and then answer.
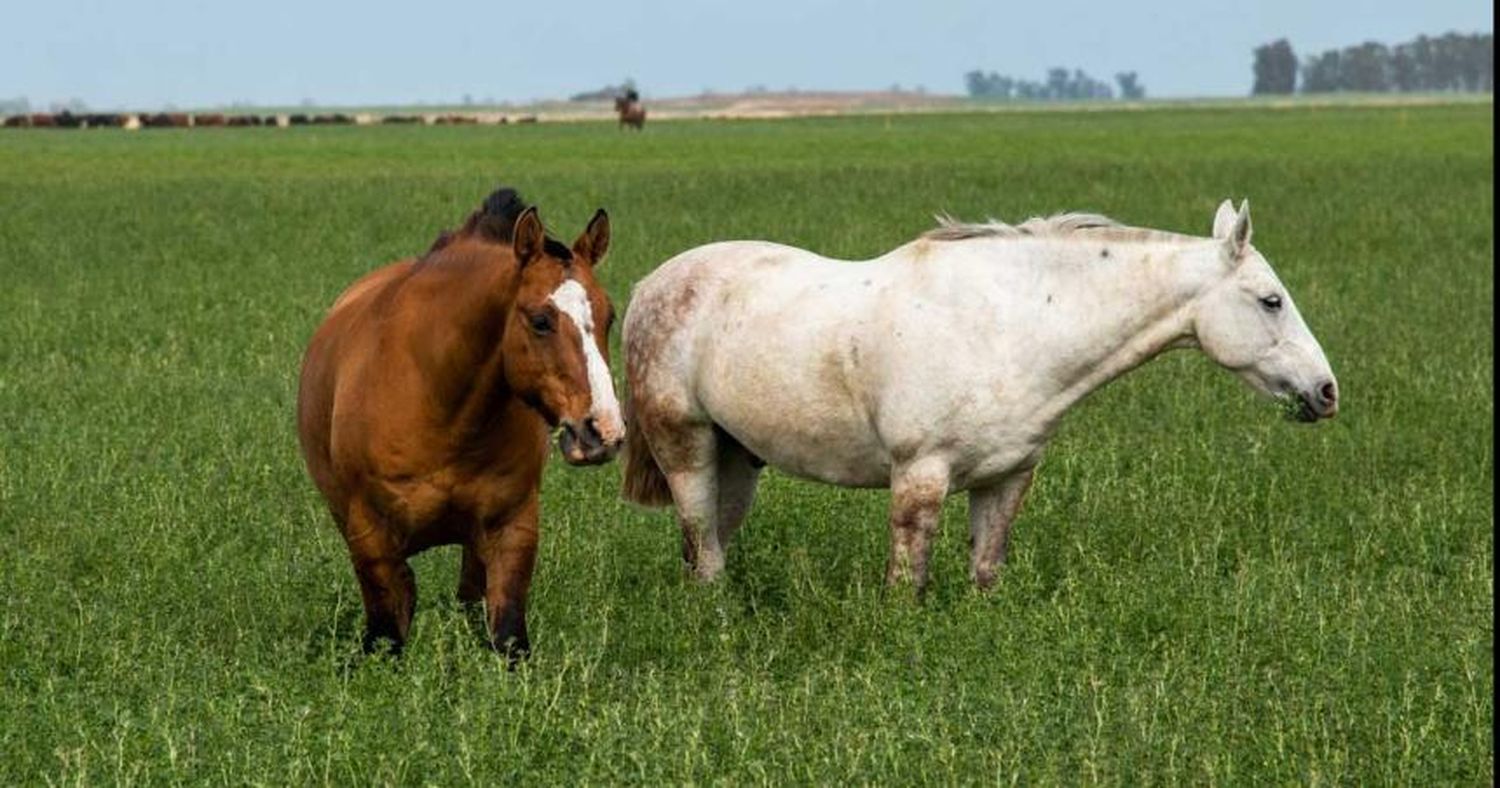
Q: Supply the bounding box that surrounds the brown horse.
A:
[297,187,623,658]
[614,95,646,130]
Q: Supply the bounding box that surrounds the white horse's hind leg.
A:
[651,423,725,580]
[967,468,1035,590]
[885,457,951,597]
[668,467,724,580]
[714,438,762,551]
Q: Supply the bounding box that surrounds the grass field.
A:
[0,104,1492,784]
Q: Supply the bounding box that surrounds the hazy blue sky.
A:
[3,0,1491,109]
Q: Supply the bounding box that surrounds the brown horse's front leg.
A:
[354,559,416,654]
[344,499,416,654]
[475,495,540,663]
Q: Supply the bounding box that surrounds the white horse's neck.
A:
[923,236,1223,431]
[1040,239,1220,427]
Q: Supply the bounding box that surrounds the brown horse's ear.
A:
[513,206,545,266]
[572,209,611,267]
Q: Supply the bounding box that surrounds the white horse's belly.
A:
[696,330,892,488]
[947,435,1047,490]
[685,259,893,487]
[867,385,1050,491]
[716,405,891,488]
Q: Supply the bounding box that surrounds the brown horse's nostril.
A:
[582,417,605,448]
[557,417,618,465]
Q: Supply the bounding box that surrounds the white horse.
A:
[621,201,1338,594]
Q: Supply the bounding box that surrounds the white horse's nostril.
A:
[1319,381,1338,404]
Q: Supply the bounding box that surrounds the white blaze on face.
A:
[548,279,624,442]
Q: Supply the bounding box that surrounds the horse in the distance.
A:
[298,187,623,658]
[615,89,646,130]
[622,200,1338,595]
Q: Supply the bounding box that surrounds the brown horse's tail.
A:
[621,404,672,507]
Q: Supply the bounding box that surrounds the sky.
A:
[2,0,1492,109]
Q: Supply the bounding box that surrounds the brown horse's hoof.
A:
[361,631,406,657]
[491,636,531,668]
[489,606,531,666]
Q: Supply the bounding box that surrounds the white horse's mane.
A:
[923,213,1196,244]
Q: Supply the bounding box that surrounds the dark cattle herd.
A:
[2,110,541,129]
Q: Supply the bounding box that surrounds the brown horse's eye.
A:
[529,311,555,335]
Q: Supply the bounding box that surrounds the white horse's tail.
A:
[621,400,672,507]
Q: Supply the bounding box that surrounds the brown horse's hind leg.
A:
[968,468,1035,590]
[457,543,486,604]
[474,494,539,663]
[885,458,951,599]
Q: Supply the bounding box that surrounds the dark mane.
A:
[473,187,528,243]
[426,186,574,261]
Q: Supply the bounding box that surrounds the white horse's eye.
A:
[1259,294,1283,312]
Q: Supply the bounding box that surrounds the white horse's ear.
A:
[1229,200,1253,258]
[1216,199,1252,260]
[1212,199,1237,239]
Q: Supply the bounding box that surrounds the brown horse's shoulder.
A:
[448,412,550,520]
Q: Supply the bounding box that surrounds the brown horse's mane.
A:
[425,186,574,260]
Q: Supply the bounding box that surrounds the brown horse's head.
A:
[501,206,623,465]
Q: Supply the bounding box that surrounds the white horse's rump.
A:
[623,201,1338,592]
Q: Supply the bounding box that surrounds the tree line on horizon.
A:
[569,79,639,102]
[1252,31,1492,95]
[964,68,1145,101]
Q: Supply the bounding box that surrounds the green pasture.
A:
[0,103,1491,784]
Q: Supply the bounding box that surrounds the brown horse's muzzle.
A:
[559,417,621,466]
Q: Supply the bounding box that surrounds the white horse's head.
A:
[1191,200,1339,422]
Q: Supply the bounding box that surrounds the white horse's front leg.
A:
[968,468,1035,590]
[885,457,951,597]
